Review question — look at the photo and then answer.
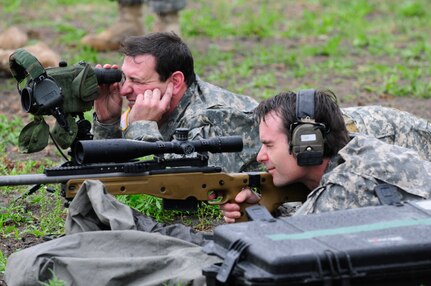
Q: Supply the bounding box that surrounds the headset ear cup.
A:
[291,123,325,166]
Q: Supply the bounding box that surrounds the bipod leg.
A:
[14,184,55,202]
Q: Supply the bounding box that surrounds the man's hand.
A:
[128,82,174,123]
[94,64,123,123]
[220,187,260,223]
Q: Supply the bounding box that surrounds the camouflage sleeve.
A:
[294,183,381,216]
[123,120,163,142]
[342,106,431,161]
[92,114,122,139]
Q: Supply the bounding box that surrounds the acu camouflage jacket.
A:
[295,134,431,216]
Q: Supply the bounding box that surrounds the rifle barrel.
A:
[0,172,148,186]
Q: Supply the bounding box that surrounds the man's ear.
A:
[170,71,185,94]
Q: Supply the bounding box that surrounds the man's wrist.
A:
[92,112,122,139]
[93,113,120,125]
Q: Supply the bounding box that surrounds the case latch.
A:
[216,239,250,283]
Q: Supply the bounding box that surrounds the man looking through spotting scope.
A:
[93,32,261,173]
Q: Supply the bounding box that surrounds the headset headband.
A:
[291,89,325,166]
[296,89,316,121]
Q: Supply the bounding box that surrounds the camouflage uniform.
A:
[295,134,431,215]
[342,106,431,161]
[118,0,186,13]
[93,78,261,172]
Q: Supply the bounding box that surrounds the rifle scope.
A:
[73,136,244,165]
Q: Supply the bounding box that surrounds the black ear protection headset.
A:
[289,89,327,166]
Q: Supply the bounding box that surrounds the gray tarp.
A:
[5,180,221,286]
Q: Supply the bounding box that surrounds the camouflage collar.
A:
[324,154,344,175]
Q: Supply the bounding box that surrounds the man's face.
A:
[256,111,306,187]
[120,54,170,108]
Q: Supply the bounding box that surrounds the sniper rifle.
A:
[0,134,308,222]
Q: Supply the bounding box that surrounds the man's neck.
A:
[302,158,330,190]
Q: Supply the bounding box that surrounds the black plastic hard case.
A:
[202,201,431,285]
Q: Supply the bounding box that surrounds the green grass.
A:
[0,115,23,152]
[39,270,66,286]
[117,195,222,229]
[1,0,430,277]
[0,252,5,275]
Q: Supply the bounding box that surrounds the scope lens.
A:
[20,87,33,113]
[73,142,85,165]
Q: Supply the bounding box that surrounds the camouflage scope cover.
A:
[9,49,102,153]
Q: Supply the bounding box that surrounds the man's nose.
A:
[256,146,267,163]
[119,80,132,96]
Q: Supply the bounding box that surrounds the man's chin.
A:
[272,177,290,188]
[271,176,282,187]
[273,182,284,187]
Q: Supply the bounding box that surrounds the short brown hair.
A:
[120,32,196,87]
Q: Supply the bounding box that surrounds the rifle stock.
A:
[65,172,308,222]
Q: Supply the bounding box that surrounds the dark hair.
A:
[254,90,350,157]
[120,32,196,87]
